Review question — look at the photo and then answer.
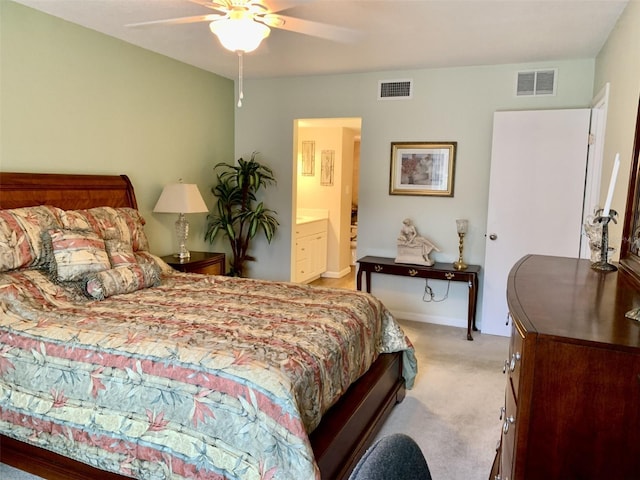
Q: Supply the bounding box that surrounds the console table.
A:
[356,256,481,340]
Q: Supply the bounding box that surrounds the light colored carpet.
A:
[0,463,44,480]
[375,320,509,480]
[0,321,509,480]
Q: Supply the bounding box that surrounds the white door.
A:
[482,109,591,336]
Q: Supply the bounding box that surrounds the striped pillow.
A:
[84,263,160,300]
[46,228,110,282]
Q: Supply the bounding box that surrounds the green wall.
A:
[0,1,235,256]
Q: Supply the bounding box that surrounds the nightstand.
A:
[161,251,226,275]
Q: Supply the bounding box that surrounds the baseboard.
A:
[322,267,352,279]
[390,310,468,330]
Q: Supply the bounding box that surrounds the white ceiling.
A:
[12,0,629,80]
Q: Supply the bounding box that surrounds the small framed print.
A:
[321,150,335,186]
[389,141,457,196]
[301,140,315,176]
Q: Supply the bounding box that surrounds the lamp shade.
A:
[209,17,270,53]
[456,219,468,234]
[153,183,208,214]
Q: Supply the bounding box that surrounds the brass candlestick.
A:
[453,219,468,271]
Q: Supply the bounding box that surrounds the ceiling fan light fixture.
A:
[209,15,270,53]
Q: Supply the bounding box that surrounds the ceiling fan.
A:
[127,0,355,105]
[129,0,355,52]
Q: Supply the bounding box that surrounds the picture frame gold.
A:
[389,141,457,196]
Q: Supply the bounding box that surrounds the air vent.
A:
[378,79,413,100]
[516,69,557,96]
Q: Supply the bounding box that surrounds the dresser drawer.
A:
[162,252,225,276]
[500,387,518,480]
[295,219,327,237]
[190,262,224,275]
[507,321,524,398]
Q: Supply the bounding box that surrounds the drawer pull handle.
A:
[502,415,515,434]
[445,272,455,280]
[509,352,521,372]
[374,265,383,272]
[408,269,418,276]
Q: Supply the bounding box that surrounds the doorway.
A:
[291,117,362,283]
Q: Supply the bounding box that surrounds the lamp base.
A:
[175,213,190,261]
[453,261,468,271]
[173,251,191,260]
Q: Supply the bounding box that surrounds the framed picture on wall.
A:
[302,141,315,176]
[321,150,335,186]
[389,141,457,196]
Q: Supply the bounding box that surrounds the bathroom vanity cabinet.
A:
[295,218,328,283]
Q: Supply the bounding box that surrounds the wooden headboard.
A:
[0,172,138,210]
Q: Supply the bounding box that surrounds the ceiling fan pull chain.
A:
[237,51,244,108]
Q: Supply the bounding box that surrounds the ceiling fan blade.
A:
[188,0,230,14]
[126,13,224,28]
[260,0,314,14]
[265,14,359,43]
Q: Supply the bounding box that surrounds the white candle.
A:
[602,153,620,217]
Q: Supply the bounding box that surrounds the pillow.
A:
[84,263,160,300]
[105,239,136,267]
[0,205,64,272]
[45,228,111,282]
[60,207,150,252]
[134,251,175,275]
[116,208,150,252]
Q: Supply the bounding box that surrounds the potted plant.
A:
[205,152,279,277]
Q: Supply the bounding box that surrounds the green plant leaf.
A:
[205,152,279,276]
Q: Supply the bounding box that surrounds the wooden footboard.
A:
[312,351,406,480]
[1,352,405,480]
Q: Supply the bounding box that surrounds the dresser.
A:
[493,254,640,480]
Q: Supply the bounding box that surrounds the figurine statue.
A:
[395,218,439,266]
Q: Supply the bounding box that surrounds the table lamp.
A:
[153,181,208,259]
[453,219,468,271]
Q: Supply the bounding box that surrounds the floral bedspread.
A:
[0,268,416,480]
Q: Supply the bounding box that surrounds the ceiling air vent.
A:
[516,69,557,97]
[378,79,413,100]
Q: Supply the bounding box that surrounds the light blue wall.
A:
[235,60,595,328]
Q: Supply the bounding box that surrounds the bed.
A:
[0,172,416,480]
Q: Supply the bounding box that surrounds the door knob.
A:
[489,233,498,240]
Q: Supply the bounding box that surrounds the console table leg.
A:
[467,278,478,341]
